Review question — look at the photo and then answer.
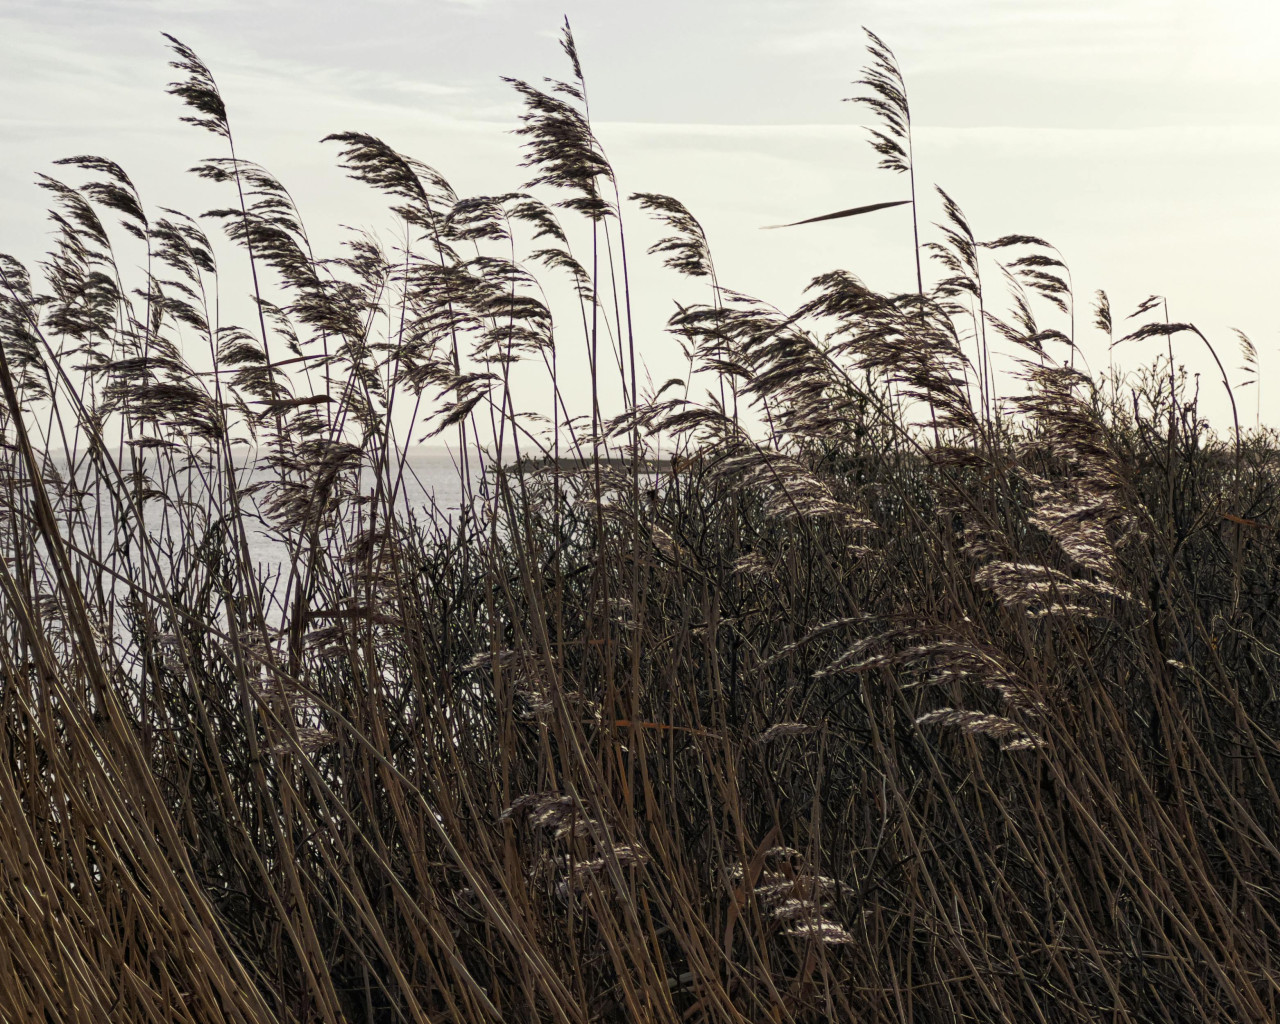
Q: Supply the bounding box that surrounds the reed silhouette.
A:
[0,22,1278,1024]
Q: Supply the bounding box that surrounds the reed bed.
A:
[1,23,1278,1023]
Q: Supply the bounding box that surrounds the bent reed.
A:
[1,22,1279,1024]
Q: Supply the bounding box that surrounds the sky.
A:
[2,0,1278,432]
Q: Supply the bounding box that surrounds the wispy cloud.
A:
[761,0,1280,87]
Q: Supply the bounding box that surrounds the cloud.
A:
[3,0,1278,431]
[761,0,1280,88]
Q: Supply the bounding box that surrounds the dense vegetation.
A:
[2,23,1278,1024]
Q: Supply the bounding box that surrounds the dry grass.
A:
[1,23,1279,1024]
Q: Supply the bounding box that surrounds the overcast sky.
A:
[3,0,1278,429]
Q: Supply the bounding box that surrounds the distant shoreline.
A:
[513,456,675,473]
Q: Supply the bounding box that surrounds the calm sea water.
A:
[47,446,469,574]
[241,448,469,570]
[47,445,663,577]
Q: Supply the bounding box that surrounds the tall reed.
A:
[1,23,1278,1024]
